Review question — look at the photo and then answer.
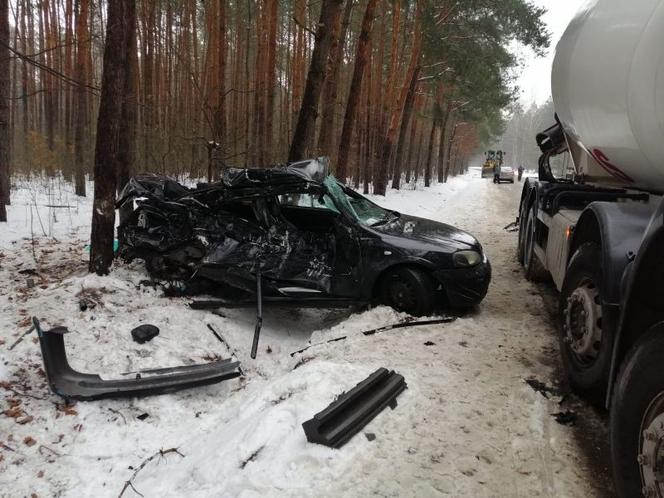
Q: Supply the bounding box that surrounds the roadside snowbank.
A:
[0,170,611,497]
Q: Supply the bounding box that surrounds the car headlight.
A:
[453,250,482,267]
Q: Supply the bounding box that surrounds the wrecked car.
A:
[117,158,491,317]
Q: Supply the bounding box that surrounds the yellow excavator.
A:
[481,150,505,178]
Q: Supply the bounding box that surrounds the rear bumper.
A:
[34,318,242,401]
[433,257,491,308]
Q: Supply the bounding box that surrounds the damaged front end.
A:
[34,318,241,401]
[116,159,339,299]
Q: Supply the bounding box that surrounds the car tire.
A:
[559,242,612,403]
[523,206,546,281]
[610,324,664,498]
[380,267,436,317]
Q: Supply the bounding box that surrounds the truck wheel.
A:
[559,242,612,401]
[523,207,546,281]
[380,267,435,317]
[517,201,530,265]
[610,324,664,498]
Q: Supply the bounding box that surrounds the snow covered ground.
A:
[0,169,612,497]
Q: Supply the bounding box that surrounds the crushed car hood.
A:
[372,213,481,252]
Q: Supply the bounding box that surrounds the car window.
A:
[345,194,390,226]
[278,193,339,213]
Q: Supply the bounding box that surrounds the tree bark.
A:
[264,0,277,162]
[390,66,419,190]
[118,0,137,225]
[212,0,226,146]
[374,5,421,195]
[336,0,379,181]
[89,0,133,275]
[316,0,352,159]
[0,0,9,221]
[424,117,437,188]
[443,117,458,183]
[288,0,345,162]
[437,102,451,182]
[73,0,89,197]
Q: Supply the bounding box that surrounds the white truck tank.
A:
[552,0,664,191]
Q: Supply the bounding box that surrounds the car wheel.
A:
[381,267,435,317]
[523,206,546,281]
[559,242,612,402]
[610,323,664,498]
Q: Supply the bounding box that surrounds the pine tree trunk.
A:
[390,66,419,190]
[74,0,89,197]
[89,0,133,275]
[118,1,137,225]
[213,0,226,147]
[0,0,9,221]
[374,7,421,195]
[437,103,450,182]
[336,0,379,181]
[316,0,352,159]
[264,0,277,162]
[424,118,437,188]
[443,118,457,183]
[288,0,345,162]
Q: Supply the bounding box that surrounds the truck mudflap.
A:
[302,367,406,448]
[33,317,242,401]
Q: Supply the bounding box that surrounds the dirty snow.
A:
[0,169,612,497]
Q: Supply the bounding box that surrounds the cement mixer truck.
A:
[516,1,664,495]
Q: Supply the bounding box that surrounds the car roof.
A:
[120,158,331,206]
[223,158,330,188]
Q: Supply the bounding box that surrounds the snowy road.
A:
[0,170,613,497]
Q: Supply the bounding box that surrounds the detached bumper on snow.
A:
[302,368,406,448]
[34,318,242,401]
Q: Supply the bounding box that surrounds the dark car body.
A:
[117,159,491,312]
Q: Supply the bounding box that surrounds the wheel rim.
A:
[563,278,603,367]
[639,392,664,497]
[388,277,417,312]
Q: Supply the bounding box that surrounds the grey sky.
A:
[514,0,585,106]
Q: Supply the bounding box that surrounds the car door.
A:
[277,192,362,297]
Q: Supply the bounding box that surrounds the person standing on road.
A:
[518,165,524,182]
[493,163,500,183]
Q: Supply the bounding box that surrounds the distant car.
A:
[117,159,492,316]
[495,166,515,183]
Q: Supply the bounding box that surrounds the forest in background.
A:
[0,0,551,272]
[0,0,549,191]
[492,98,554,170]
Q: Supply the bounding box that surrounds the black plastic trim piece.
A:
[33,317,241,401]
[302,368,406,448]
[189,297,360,310]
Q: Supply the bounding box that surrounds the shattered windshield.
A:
[278,192,340,213]
[323,177,396,227]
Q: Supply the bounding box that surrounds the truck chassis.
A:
[517,126,664,497]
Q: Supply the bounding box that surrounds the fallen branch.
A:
[206,324,244,376]
[0,383,46,400]
[119,448,184,498]
[39,444,62,457]
[290,317,457,357]
[108,408,127,425]
[8,324,35,351]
